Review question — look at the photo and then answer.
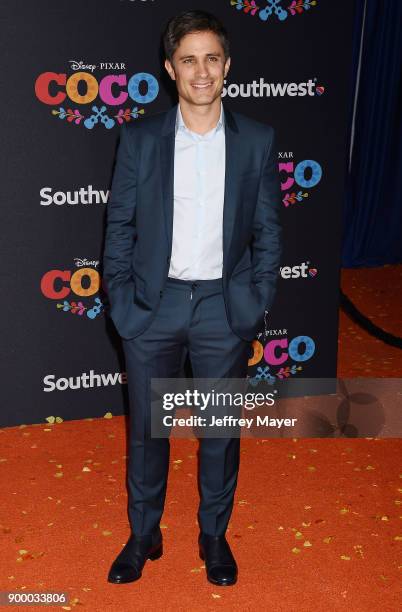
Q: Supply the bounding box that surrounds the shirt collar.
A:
[175,102,225,138]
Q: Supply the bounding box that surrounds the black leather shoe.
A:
[199,533,238,586]
[107,528,163,584]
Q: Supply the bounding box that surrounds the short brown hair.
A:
[163,9,230,62]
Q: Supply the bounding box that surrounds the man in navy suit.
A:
[105,9,282,586]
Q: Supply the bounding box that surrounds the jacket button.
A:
[160,290,163,297]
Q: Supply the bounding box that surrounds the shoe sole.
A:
[199,549,237,586]
[206,576,238,586]
[107,544,163,584]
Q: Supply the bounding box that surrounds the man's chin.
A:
[181,91,223,107]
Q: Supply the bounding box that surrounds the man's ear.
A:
[224,56,231,79]
[164,59,176,81]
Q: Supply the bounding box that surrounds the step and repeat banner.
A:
[1,0,354,427]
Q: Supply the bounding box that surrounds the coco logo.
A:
[248,333,316,383]
[40,260,105,320]
[280,261,318,279]
[34,70,159,129]
[278,154,323,207]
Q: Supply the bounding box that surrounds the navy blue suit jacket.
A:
[103,102,282,342]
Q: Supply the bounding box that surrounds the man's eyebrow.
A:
[178,52,223,60]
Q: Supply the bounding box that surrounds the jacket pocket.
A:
[133,273,146,300]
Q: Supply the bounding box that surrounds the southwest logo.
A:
[279,262,319,279]
[222,78,325,99]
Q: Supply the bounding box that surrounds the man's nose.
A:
[195,62,209,78]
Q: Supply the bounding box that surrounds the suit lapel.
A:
[160,105,177,254]
[159,102,240,273]
[222,105,240,272]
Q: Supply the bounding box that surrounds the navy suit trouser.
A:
[122,276,251,537]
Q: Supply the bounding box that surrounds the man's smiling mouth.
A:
[192,82,213,89]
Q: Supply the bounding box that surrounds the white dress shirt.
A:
[168,102,226,280]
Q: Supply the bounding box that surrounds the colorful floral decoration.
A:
[276,364,303,379]
[230,0,318,20]
[52,105,145,129]
[51,107,84,125]
[56,297,103,319]
[57,300,86,316]
[248,363,302,386]
[231,0,260,16]
[288,0,317,16]
[282,191,309,207]
[115,107,145,124]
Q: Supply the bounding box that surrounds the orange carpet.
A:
[338,264,402,377]
[1,265,401,611]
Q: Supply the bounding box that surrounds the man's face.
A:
[164,30,230,107]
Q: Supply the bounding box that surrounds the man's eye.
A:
[182,57,218,63]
